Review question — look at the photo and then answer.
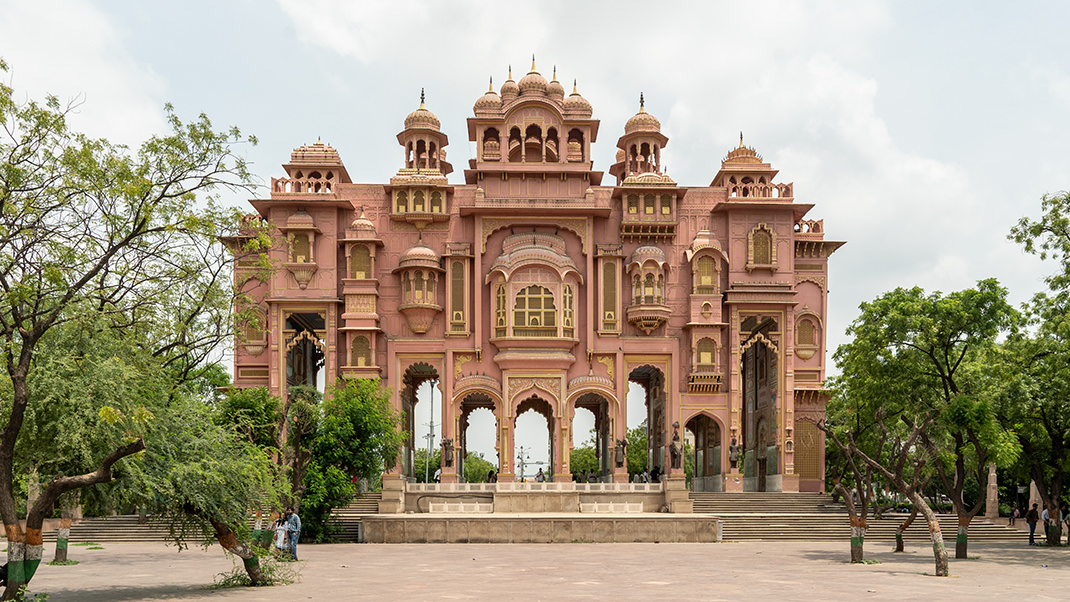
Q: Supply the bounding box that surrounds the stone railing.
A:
[406,481,663,494]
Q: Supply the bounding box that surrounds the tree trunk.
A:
[53,514,73,563]
[895,507,918,552]
[955,514,971,558]
[1046,513,1063,546]
[850,515,867,562]
[910,492,949,576]
[211,520,265,586]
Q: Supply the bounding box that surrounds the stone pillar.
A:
[984,462,999,521]
[378,475,407,514]
[665,477,693,513]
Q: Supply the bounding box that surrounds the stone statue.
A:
[670,422,683,470]
[615,438,628,467]
[442,438,454,467]
[729,437,740,470]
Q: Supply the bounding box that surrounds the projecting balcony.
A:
[625,299,671,335]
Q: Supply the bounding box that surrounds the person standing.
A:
[1010,507,1019,526]
[285,506,302,561]
[433,467,441,483]
[535,468,545,483]
[1026,503,1040,545]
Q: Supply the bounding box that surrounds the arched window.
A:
[291,234,311,263]
[403,274,412,301]
[351,335,371,367]
[697,338,716,367]
[243,311,265,343]
[602,262,617,330]
[450,260,465,331]
[483,128,501,161]
[509,127,523,162]
[753,230,771,265]
[696,256,717,294]
[396,191,408,213]
[567,129,584,162]
[513,285,556,336]
[644,194,656,215]
[797,320,815,346]
[413,190,426,212]
[414,271,425,301]
[430,190,443,213]
[627,194,639,214]
[643,274,656,304]
[350,246,370,279]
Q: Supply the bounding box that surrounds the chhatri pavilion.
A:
[230,61,843,496]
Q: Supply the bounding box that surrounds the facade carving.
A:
[230,62,844,492]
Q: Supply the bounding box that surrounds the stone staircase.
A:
[690,492,1024,542]
[330,492,381,542]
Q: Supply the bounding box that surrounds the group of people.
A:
[1023,502,1067,545]
[271,506,302,560]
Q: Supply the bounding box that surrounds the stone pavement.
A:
[24,539,1068,601]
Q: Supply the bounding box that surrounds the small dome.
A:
[615,148,626,163]
[397,243,441,270]
[723,138,763,164]
[563,81,593,117]
[547,67,565,101]
[474,78,502,114]
[628,244,668,269]
[624,94,661,135]
[349,207,376,233]
[404,89,441,131]
[518,58,548,96]
[290,140,343,165]
[500,67,519,101]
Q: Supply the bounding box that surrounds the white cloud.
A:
[0,0,167,147]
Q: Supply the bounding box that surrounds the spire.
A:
[552,66,557,82]
[531,54,537,71]
[739,131,744,148]
[573,79,578,94]
[508,65,513,80]
[420,88,426,109]
[639,93,645,113]
[488,76,494,92]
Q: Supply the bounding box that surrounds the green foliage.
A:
[216,387,281,449]
[212,554,298,588]
[569,446,598,475]
[626,423,648,477]
[411,448,441,483]
[462,452,496,483]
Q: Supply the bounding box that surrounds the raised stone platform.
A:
[362,513,721,544]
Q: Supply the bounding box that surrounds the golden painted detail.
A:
[746,223,777,272]
[688,371,722,393]
[346,294,377,314]
[795,274,827,289]
[794,389,829,406]
[508,377,561,402]
[795,239,845,258]
[596,355,615,380]
[454,354,473,379]
[238,367,270,379]
[795,264,823,271]
[481,217,588,254]
[286,329,326,353]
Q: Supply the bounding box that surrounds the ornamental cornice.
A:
[481,216,588,254]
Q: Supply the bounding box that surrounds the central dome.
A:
[518,58,549,95]
[624,94,661,135]
[404,89,441,131]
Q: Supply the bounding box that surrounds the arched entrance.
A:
[686,413,723,491]
[571,392,612,480]
[284,312,326,393]
[458,392,499,483]
[629,365,666,478]
[514,395,554,481]
[400,363,439,479]
[741,321,780,491]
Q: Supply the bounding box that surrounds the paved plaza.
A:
[26,539,1067,601]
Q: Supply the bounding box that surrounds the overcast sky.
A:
[3,0,1066,472]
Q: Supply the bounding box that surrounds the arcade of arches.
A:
[231,61,843,494]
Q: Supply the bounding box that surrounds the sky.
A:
[3,0,1067,472]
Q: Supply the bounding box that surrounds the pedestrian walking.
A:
[1026,503,1040,545]
[285,506,302,561]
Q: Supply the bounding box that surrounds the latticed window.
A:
[351,335,371,367]
[291,234,311,263]
[602,262,617,330]
[627,194,638,214]
[431,191,443,213]
[753,229,772,265]
[794,419,821,480]
[697,338,716,367]
[395,191,408,213]
[495,284,507,337]
[644,194,655,215]
[696,256,717,294]
[563,285,574,338]
[413,271,425,301]
[413,190,425,212]
[243,312,265,342]
[450,260,465,331]
[797,319,815,346]
[350,246,370,279]
[513,285,556,336]
[643,274,656,304]
[661,194,672,215]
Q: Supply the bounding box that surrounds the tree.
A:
[1007,190,1070,544]
[462,452,496,483]
[0,60,257,598]
[830,280,1017,559]
[626,423,648,478]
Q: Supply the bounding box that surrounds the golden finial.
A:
[639,93,645,113]
[552,66,557,82]
[573,79,578,94]
[508,65,513,80]
[739,131,744,148]
[488,76,494,93]
[531,54,537,72]
[420,88,426,109]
